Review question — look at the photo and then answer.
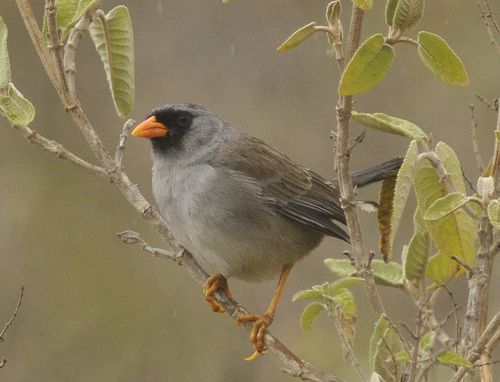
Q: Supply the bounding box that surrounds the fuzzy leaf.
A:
[89,6,135,117]
[326,1,342,25]
[370,314,390,371]
[393,0,425,30]
[378,177,397,261]
[351,0,373,11]
[414,145,477,282]
[426,251,459,285]
[0,82,36,126]
[352,112,427,140]
[0,17,11,90]
[419,331,435,352]
[437,351,473,368]
[374,325,408,381]
[42,0,100,41]
[332,288,357,346]
[389,141,418,258]
[324,259,404,287]
[277,22,317,52]
[293,289,324,302]
[404,209,431,282]
[423,192,469,221]
[385,0,399,26]
[327,277,364,296]
[417,31,469,86]
[477,176,494,199]
[300,302,326,332]
[487,199,500,230]
[339,34,395,95]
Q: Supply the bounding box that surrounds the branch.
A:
[477,0,500,54]
[0,287,24,340]
[469,104,484,173]
[0,287,25,369]
[14,1,347,380]
[115,120,135,168]
[450,313,500,382]
[117,232,346,382]
[11,124,107,178]
[335,5,385,318]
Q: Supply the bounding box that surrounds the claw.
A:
[237,313,273,359]
[203,274,232,313]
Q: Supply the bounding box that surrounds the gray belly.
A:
[153,164,324,281]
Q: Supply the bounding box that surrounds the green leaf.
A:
[293,289,324,302]
[426,251,459,285]
[324,258,356,278]
[369,314,389,371]
[414,145,477,282]
[374,325,408,381]
[390,141,418,257]
[277,22,317,52]
[0,82,36,126]
[0,17,11,90]
[352,0,373,11]
[393,0,425,30]
[339,34,395,95]
[419,331,435,352]
[43,0,100,41]
[417,31,469,86]
[330,287,357,317]
[423,192,469,221]
[385,0,399,26]
[378,177,397,261]
[324,259,404,287]
[404,209,431,282]
[437,351,473,368]
[327,277,364,296]
[352,112,427,140]
[487,199,500,229]
[300,302,326,332]
[89,6,135,117]
[436,142,466,193]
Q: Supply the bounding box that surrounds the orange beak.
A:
[131,116,169,138]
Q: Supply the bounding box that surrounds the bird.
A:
[131,103,402,360]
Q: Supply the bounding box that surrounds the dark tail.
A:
[331,157,403,188]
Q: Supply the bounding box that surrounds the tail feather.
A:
[331,157,403,188]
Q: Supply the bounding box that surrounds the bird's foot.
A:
[236,313,273,361]
[203,274,233,313]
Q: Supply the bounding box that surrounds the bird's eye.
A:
[177,113,192,127]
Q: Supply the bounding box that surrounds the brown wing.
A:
[213,136,349,241]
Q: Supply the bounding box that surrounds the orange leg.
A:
[204,273,233,313]
[237,264,293,361]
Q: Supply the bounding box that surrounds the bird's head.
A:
[132,103,226,158]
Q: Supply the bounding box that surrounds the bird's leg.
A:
[236,264,293,360]
[204,273,233,313]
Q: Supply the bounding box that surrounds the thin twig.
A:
[474,93,498,112]
[476,0,500,54]
[11,124,107,178]
[45,0,67,95]
[469,104,485,173]
[115,120,135,167]
[0,287,24,340]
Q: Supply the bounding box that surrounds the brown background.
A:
[0,1,499,381]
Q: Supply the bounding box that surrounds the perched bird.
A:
[132,103,401,359]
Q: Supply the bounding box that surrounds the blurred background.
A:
[0,1,499,381]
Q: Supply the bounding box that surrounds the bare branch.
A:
[11,124,107,178]
[477,0,500,54]
[450,313,500,382]
[115,120,135,167]
[0,287,24,341]
[45,0,67,95]
[469,104,484,173]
